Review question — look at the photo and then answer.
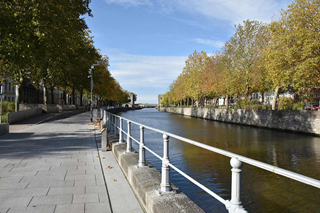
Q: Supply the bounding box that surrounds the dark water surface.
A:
[117,108,320,213]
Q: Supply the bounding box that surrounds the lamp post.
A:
[0,85,3,124]
[88,61,101,122]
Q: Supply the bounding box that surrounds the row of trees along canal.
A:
[0,0,132,107]
[161,0,320,111]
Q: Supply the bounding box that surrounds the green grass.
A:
[1,101,15,123]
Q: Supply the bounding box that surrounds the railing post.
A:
[225,157,247,213]
[101,128,107,152]
[119,118,123,143]
[138,126,147,167]
[103,110,107,124]
[113,115,117,134]
[126,121,132,152]
[107,113,110,129]
[111,115,113,133]
[160,134,172,193]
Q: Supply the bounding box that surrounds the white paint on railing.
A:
[138,126,147,167]
[119,118,123,144]
[126,121,133,153]
[160,134,172,193]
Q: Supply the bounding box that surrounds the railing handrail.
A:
[104,111,320,212]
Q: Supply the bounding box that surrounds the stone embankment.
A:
[0,124,9,136]
[106,132,204,213]
[160,107,320,136]
[8,107,42,124]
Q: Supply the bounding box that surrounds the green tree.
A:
[223,20,269,100]
[182,50,209,107]
[264,0,320,110]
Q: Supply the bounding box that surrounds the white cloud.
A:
[108,54,187,103]
[105,0,289,24]
[193,38,224,48]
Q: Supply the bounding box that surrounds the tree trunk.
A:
[261,92,265,105]
[15,85,19,112]
[226,94,229,110]
[272,87,279,110]
[80,90,83,106]
[43,86,47,105]
[192,98,194,107]
[63,91,66,105]
[196,95,199,108]
[204,96,207,106]
[18,83,23,103]
[72,88,75,105]
[187,98,189,107]
[214,97,218,107]
[51,86,54,104]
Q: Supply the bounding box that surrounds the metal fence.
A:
[103,110,320,213]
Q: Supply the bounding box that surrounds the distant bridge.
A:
[136,103,157,108]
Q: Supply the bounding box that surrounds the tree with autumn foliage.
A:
[182,50,209,107]
[200,52,224,106]
[264,0,320,110]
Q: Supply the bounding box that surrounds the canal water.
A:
[117,108,320,213]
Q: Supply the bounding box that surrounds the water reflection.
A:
[117,108,320,213]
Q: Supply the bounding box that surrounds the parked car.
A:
[305,104,319,111]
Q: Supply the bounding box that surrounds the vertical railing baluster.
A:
[111,115,113,133]
[126,121,132,152]
[160,134,172,193]
[225,157,247,213]
[119,118,123,143]
[107,113,110,130]
[113,115,116,134]
[138,126,147,167]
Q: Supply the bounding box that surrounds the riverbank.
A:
[160,107,320,136]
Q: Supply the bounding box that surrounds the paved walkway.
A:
[0,112,143,213]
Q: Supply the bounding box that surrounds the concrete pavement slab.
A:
[65,174,96,181]
[0,182,29,190]
[85,185,106,194]
[73,193,99,204]
[47,186,85,195]
[66,170,86,176]
[29,194,72,206]
[27,180,74,188]
[0,207,9,213]
[55,203,84,213]
[85,202,112,213]
[7,205,55,213]
[0,197,33,209]
[0,188,49,198]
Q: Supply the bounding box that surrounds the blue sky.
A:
[85,0,292,103]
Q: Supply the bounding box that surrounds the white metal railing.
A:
[102,110,320,213]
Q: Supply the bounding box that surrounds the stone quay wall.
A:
[7,107,42,124]
[108,135,205,213]
[160,107,320,136]
[0,124,9,136]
